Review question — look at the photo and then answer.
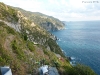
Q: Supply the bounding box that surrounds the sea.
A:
[51,21,100,75]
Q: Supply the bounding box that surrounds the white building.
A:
[39,65,48,75]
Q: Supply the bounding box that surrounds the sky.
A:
[0,0,100,21]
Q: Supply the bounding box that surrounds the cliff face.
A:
[13,7,65,31]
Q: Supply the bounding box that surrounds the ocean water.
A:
[52,21,100,75]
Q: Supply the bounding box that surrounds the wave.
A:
[58,38,61,41]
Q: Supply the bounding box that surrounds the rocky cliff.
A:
[13,7,65,31]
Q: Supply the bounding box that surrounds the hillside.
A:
[0,2,70,74]
[0,21,71,74]
[0,2,97,75]
[13,7,65,31]
[0,2,64,56]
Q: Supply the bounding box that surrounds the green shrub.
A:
[73,64,97,75]
[11,40,25,60]
[12,43,17,50]
[6,26,16,35]
[0,44,11,66]
[27,41,35,52]
[43,49,49,56]
[24,34,28,41]
[66,64,97,75]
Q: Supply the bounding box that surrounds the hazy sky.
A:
[0,0,100,21]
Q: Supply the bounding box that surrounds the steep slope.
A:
[0,20,97,75]
[0,3,71,75]
[0,21,71,75]
[0,2,63,56]
[13,7,65,31]
[0,2,97,75]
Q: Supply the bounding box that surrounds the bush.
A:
[0,44,11,66]
[6,26,16,35]
[11,40,25,60]
[12,43,17,50]
[74,64,97,75]
[24,34,28,41]
[67,64,97,75]
[43,49,49,56]
[27,41,35,52]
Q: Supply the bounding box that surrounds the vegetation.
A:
[72,64,97,75]
[46,38,64,57]
[0,22,27,75]
[27,41,35,52]
[62,64,97,75]
[0,44,11,66]
[11,40,26,60]
[0,2,18,23]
